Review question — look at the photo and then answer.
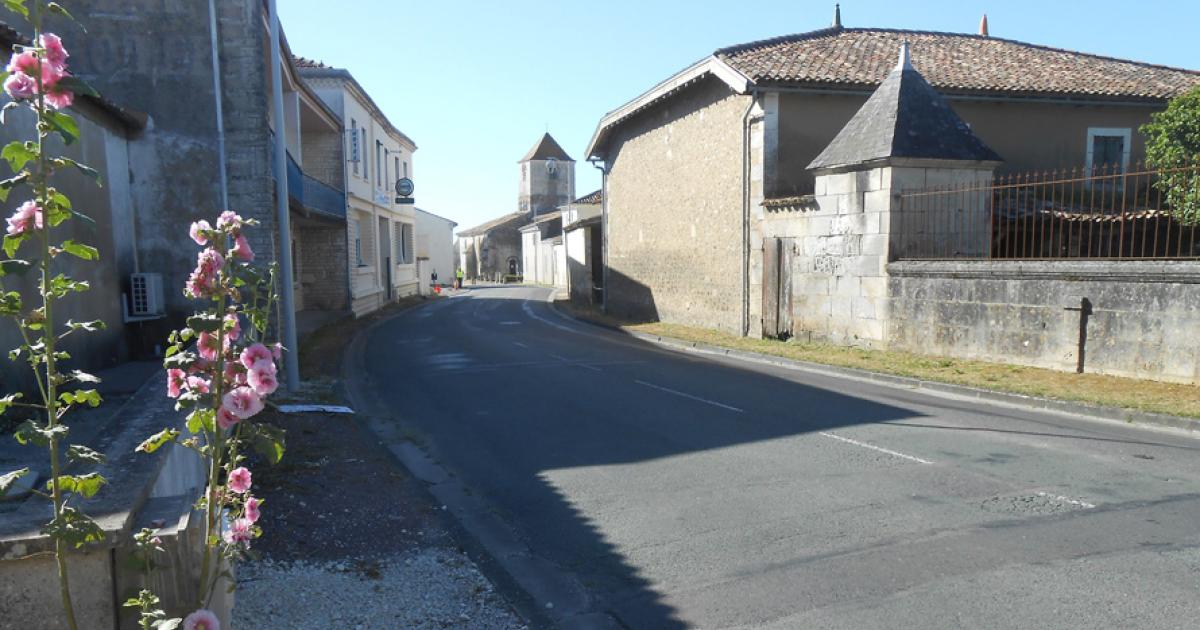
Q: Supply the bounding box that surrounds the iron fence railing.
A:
[268,131,347,220]
[895,162,1200,260]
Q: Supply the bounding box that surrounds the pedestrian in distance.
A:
[455,266,465,290]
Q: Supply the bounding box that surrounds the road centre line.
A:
[634,380,745,413]
[818,432,935,465]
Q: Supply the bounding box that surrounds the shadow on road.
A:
[355,286,930,627]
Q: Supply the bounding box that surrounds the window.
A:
[351,219,364,266]
[403,160,408,179]
[1086,127,1131,187]
[395,222,414,264]
[350,120,359,175]
[375,141,383,188]
[360,128,368,180]
[394,156,400,186]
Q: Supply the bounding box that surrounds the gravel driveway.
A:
[231,404,525,629]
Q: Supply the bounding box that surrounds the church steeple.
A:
[519,133,576,217]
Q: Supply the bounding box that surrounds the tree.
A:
[1141,86,1200,225]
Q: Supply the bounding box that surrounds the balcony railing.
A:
[269,131,347,220]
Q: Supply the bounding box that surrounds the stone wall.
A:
[888,260,1200,383]
[297,221,349,310]
[605,77,749,332]
[73,0,272,317]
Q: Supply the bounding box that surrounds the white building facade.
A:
[414,208,457,292]
[299,63,419,316]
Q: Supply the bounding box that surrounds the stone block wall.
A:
[297,222,349,311]
[605,77,750,331]
[888,260,1200,383]
[302,129,345,189]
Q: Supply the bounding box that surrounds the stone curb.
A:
[549,304,1200,436]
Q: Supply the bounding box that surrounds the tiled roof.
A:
[457,211,527,237]
[521,133,573,162]
[717,27,1200,100]
[573,190,602,205]
[293,56,328,69]
[808,45,1002,170]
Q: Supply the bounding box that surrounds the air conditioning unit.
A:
[129,273,164,317]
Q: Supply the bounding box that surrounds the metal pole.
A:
[207,0,229,211]
[268,0,301,390]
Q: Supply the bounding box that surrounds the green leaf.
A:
[0,259,30,276]
[0,290,22,316]
[3,233,26,257]
[55,157,101,185]
[0,467,30,497]
[185,409,214,434]
[154,619,182,630]
[43,505,105,547]
[1,140,36,173]
[136,428,179,454]
[54,75,98,98]
[249,423,286,465]
[46,2,80,29]
[3,0,28,19]
[65,321,106,335]
[0,392,21,415]
[60,240,98,260]
[66,444,106,465]
[0,171,29,201]
[44,110,79,145]
[186,314,222,332]
[49,189,71,210]
[60,389,102,408]
[51,472,107,498]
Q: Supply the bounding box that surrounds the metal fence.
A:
[895,162,1200,260]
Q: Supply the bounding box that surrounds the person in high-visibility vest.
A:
[455,267,465,289]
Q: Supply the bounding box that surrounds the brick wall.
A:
[605,77,750,332]
[297,222,349,310]
[303,130,344,189]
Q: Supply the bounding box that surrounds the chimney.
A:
[896,41,913,71]
[979,14,989,37]
[833,3,842,28]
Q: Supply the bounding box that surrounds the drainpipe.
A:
[588,157,608,313]
[740,90,758,337]
[208,0,229,211]
[268,0,301,390]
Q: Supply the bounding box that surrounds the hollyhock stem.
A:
[29,4,79,627]
[197,288,227,609]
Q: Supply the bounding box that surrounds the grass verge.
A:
[557,301,1200,419]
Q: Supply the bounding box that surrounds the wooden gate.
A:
[762,237,794,339]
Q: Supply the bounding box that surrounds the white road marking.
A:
[1036,492,1096,509]
[522,300,579,333]
[550,352,604,372]
[818,432,934,465]
[512,341,528,348]
[500,321,522,326]
[634,380,744,413]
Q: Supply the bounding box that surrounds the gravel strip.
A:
[234,549,526,629]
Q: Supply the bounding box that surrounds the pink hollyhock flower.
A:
[239,343,272,369]
[186,376,211,394]
[223,360,247,386]
[271,342,284,360]
[3,72,35,100]
[227,467,251,494]
[39,33,68,69]
[197,248,224,277]
[43,85,73,110]
[224,313,241,341]
[247,359,278,396]
[216,405,240,430]
[183,608,220,630]
[189,220,211,245]
[5,50,37,76]
[184,274,204,299]
[216,210,243,230]
[166,369,186,398]
[39,62,64,89]
[244,496,261,523]
[232,233,254,262]
[222,517,253,545]
[222,386,263,420]
[197,331,220,362]
[5,201,43,236]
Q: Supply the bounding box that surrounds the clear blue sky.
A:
[278,0,1198,232]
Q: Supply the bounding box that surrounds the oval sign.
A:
[395,177,414,197]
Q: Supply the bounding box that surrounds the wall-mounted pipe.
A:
[207,0,229,211]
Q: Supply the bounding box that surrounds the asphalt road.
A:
[351,284,1200,629]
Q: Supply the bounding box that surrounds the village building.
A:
[458,133,575,282]
[414,207,457,292]
[561,190,604,305]
[299,62,419,316]
[585,17,1200,345]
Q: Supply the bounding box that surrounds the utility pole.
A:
[268,0,301,390]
